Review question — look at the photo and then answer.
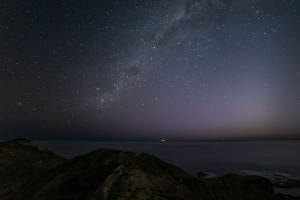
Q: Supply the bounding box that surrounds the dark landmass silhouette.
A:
[0,139,299,200]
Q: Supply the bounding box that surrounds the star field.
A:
[1,0,300,141]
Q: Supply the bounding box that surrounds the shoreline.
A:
[200,170,300,197]
[1,139,300,199]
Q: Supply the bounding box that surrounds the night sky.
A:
[1,0,300,141]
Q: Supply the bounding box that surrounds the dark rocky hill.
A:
[7,148,207,200]
[1,139,298,200]
[0,139,67,197]
[203,173,276,200]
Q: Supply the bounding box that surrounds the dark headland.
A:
[0,139,299,200]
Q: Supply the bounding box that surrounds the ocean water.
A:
[39,141,300,177]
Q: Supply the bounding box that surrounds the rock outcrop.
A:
[7,149,206,200]
[1,139,294,200]
[203,173,276,200]
[0,139,67,197]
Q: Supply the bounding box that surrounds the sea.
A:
[39,140,300,196]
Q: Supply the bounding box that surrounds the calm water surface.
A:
[39,141,300,177]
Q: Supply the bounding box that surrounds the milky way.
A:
[97,0,232,107]
[1,0,300,140]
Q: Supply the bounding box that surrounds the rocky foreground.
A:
[0,139,299,200]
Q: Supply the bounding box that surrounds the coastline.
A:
[1,139,300,199]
